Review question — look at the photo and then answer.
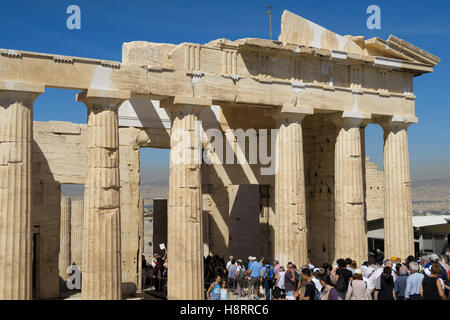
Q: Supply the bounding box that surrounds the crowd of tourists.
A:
[205,247,450,300]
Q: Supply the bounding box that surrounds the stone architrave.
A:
[332,111,370,265]
[0,81,44,300]
[76,89,130,300]
[379,116,415,259]
[272,105,312,267]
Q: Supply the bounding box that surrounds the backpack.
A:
[314,287,321,300]
[237,267,245,280]
[264,265,274,281]
[336,273,347,293]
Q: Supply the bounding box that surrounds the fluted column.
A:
[0,82,43,300]
[77,89,130,300]
[59,197,72,281]
[379,116,414,259]
[70,200,84,268]
[272,106,312,267]
[332,112,369,265]
[164,102,204,300]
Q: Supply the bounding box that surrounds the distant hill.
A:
[412,178,450,216]
[60,177,450,216]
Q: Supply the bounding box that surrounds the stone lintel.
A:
[270,105,314,121]
[76,88,131,107]
[160,96,213,109]
[0,80,45,93]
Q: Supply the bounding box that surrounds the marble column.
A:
[165,102,204,300]
[380,116,414,259]
[272,106,312,267]
[332,112,369,265]
[59,197,72,281]
[70,200,84,268]
[77,89,130,300]
[0,81,44,300]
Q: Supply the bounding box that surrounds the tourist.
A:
[207,275,222,300]
[345,269,372,300]
[247,256,254,270]
[234,260,246,297]
[419,256,428,273]
[299,268,317,300]
[420,264,446,300]
[423,253,449,298]
[227,259,237,292]
[331,258,353,300]
[307,258,315,270]
[319,273,339,300]
[226,256,234,270]
[405,261,424,300]
[394,265,408,300]
[362,264,375,286]
[247,257,262,300]
[261,262,274,300]
[284,262,297,300]
[368,258,397,293]
[273,260,280,279]
[345,258,355,274]
[322,262,332,275]
[312,268,323,292]
[374,266,396,300]
[214,261,225,280]
[273,266,286,300]
[220,280,231,300]
[292,264,302,293]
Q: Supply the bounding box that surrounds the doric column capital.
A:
[376,115,418,133]
[271,105,314,125]
[160,96,211,117]
[331,111,371,129]
[0,81,44,106]
[76,88,130,109]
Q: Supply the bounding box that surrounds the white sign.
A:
[159,243,166,250]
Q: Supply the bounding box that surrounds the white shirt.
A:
[312,277,322,292]
[277,271,285,289]
[226,261,232,270]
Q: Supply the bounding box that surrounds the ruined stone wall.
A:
[31,121,87,299]
[303,114,337,265]
[365,158,385,221]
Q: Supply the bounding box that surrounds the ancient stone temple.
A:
[0,10,440,300]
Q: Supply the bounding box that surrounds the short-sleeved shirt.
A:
[228,264,238,278]
[250,261,262,278]
[284,271,297,292]
[394,275,408,297]
[304,281,317,300]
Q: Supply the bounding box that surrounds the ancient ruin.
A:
[0,11,440,299]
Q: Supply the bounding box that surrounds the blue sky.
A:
[1,0,449,182]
